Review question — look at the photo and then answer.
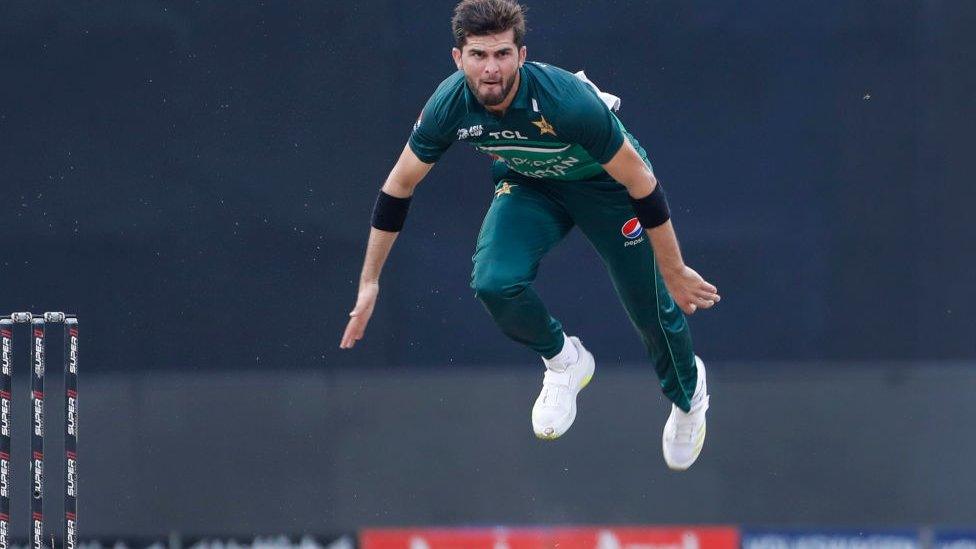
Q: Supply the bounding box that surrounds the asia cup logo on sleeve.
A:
[621,217,644,239]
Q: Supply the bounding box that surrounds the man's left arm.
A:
[602,141,721,315]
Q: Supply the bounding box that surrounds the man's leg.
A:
[559,180,698,412]
[560,179,709,468]
[470,176,573,358]
[471,174,596,440]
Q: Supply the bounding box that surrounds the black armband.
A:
[371,190,412,232]
[629,181,671,229]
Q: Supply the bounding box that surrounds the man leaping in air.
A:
[340,0,720,470]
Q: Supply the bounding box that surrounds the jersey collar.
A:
[463,66,530,115]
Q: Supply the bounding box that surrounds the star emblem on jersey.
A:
[531,116,557,136]
[495,182,517,197]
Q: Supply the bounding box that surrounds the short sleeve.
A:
[558,84,625,164]
[408,93,455,164]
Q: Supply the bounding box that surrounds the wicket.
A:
[0,313,78,549]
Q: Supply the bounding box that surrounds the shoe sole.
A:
[534,366,594,441]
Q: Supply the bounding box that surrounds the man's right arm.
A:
[339,144,433,349]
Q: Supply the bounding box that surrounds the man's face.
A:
[452,29,527,107]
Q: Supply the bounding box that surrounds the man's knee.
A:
[470,265,531,302]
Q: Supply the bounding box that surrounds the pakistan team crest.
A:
[531,116,556,136]
[494,182,517,198]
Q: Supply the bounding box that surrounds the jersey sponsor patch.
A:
[621,217,643,239]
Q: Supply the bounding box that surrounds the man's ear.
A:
[452,47,463,69]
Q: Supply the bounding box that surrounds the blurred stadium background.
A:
[1,1,974,547]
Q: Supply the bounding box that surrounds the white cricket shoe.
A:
[662,355,710,470]
[532,336,595,440]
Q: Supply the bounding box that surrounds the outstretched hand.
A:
[340,282,379,349]
[662,265,720,316]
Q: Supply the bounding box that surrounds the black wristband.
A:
[371,190,412,232]
[629,181,671,229]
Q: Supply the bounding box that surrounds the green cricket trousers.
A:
[470,166,698,411]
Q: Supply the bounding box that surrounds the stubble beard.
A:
[470,70,517,107]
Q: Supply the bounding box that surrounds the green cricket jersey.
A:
[409,61,651,182]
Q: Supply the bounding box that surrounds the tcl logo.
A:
[488,130,528,140]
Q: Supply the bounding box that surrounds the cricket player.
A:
[340,0,720,470]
